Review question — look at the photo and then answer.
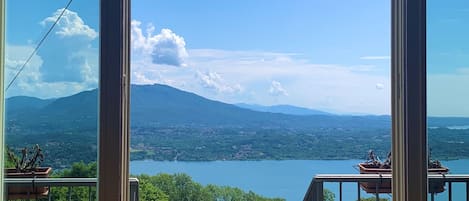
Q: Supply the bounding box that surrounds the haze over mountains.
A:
[5,84,469,130]
[235,103,332,116]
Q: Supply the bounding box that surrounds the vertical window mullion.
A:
[99,0,131,200]
[392,0,428,201]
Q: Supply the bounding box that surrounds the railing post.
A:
[358,182,361,201]
[312,181,323,201]
[68,186,72,201]
[466,182,469,201]
[130,179,139,201]
[88,186,92,201]
[48,185,52,201]
[339,182,342,201]
[448,182,452,201]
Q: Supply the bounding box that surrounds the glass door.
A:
[427,0,469,200]
[3,0,99,200]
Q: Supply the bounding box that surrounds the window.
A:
[1,0,131,200]
[131,1,391,200]
[427,0,469,200]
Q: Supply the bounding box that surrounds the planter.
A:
[6,167,52,199]
[358,163,449,194]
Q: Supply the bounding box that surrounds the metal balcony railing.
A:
[5,177,139,201]
[304,174,469,201]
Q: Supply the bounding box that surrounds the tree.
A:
[140,179,169,201]
[324,189,335,201]
[137,173,285,201]
[50,161,98,201]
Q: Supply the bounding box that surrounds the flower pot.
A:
[6,167,52,199]
[358,163,392,193]
[358,163,449,194]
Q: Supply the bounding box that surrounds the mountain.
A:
[235,103,331,116]
[5,84,468,131]
[129,85,394,129]
[6,90,98,130]
[6,96,55,113]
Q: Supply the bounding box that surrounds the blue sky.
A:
[4,0,469,116]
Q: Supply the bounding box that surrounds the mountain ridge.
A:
[235,103,332,116]
[4,84,468,130]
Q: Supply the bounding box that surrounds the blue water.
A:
[130,160,469,201]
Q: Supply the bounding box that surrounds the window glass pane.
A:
[427,0,469,200]
[4,0,99,199]
[131,1,390,200]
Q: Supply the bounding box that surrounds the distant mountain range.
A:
[5,84,469,131]
[235,103,331,116]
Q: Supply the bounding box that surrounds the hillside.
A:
[4,84,469,166]
[6,84,394,130]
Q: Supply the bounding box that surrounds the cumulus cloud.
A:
[269,80,288,96]
[182,49,391,114]
[131,20,188,67]
[38,8,98,84]
[5,45,43,85]
[5,44,92,98]
[196,71,242,94]
[42,8,98,40]
[5,9,98,98]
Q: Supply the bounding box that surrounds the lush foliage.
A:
[137,173,285,201]
[6,127,469,169]
[21,161,284,201]
[324,189,335,201]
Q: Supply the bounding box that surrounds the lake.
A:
[130,159,469,201]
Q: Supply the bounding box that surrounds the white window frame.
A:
[0,0,5,197]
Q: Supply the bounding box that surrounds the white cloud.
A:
[196,71,242,94]
[5,45,92,98]
[128,25,392,114]
[42,8,98,40]
[37,9,99,83]
[360,56,390,60]
[5,45,43,85]
[183,49,391,115]
[132,71,156,85]
[269,80,288,96]
[5,9,98,98]
[131,20,188,67]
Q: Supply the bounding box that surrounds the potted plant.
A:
[358,150,448,194]
[5,144,52,199]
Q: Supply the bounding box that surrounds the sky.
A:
[3,0,469,116]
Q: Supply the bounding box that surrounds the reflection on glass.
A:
[130,0,390,200]
[427,0,469,200]
[4,0,99,200]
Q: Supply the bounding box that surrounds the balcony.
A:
[304,174,469,201]
[5,177,139,201]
